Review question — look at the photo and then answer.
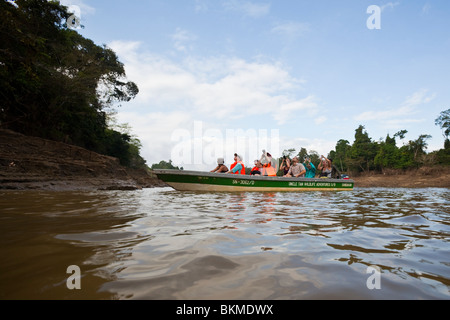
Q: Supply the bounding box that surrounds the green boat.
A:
[153,169,354,192]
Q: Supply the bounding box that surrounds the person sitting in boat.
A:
[280,155,291,176]
[329,158,342,179]
[227,153,246,175]
[318,155,332,178]
[303,157,316,178]
[260,150,277,176]
[210,157,229,173]
[250,160,263,175]
[284,156,306,178]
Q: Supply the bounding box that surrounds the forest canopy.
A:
[281,112,449,176]
[0,0,145,167]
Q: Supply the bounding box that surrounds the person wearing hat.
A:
[250,160,263,175]
[227,153,245,175]
[284,156,306,178]
[210,157,229,173]
[260,150,277,176]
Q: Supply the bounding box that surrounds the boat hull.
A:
[153,169,354,192]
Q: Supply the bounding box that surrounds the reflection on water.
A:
[0,187,449,299]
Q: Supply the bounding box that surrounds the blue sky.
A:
[62,0,450,169]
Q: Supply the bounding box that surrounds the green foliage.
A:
[308,151,320,168]
[276,148,321,176]
[329,139,351,172]
[329,117,450,174]
[151,160,182,170]
[347,125,379,172]
[0,0,145,168]
[281,148,296,158]
[102,129,146,167]
[435,108,450,140]
[296,147,308,162]
[431,139,450,164]
[374,134,398,169]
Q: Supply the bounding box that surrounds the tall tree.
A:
[407,134,432,165]
[0,0,138,152]
[394,129,408,140]
[374,134,398,170]
[435,109,450,142]
[329,139,351,172]
[348,125,378,172]
[297,147,308,162]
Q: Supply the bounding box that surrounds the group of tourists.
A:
[210,151,341,179]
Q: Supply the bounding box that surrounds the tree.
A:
[151,160,182,170]
[281,148,296,158]
[0,0,138,143]
[435,109,450,145]
[296,147,308,162]
[407,134,432,166]
[329,139,351,172]
[431,140,450,165]
[0,0,143,167]
[348,125,378,173]
[394,130,408,140]
[374,134,398,170]
[308,150,320,168]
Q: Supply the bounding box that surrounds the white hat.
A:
[217,158,224,165]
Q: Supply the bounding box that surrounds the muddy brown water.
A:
[0,187,449,299]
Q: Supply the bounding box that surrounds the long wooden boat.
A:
[153,169,354,192]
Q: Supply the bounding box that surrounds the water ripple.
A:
[0,187,449,299]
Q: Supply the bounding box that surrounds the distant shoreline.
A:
[1,174,448,191]
[2,171,448,192]
[352,168,450,188]
[0,129,165,191]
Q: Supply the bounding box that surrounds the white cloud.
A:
[403,88,436,107]
[279,136,336,159]
[381,2,400,12]
[108,41,314,124]
[116,111,193,166]
[171,28,197,52]
[271,21,310,39]
[194,0,209,13]
[354,105,413,122]
[223,0,271,18]
[107,40,323,168]
[314,116,327,125]
[273,96,318,125]
[422,3,431,14]
[353,89,436,128]
[58,0,96,15]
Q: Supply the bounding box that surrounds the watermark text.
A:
[66,265,81,290]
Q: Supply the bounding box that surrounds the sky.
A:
[60,0,449,170]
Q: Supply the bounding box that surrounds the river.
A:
[0,187,449,300]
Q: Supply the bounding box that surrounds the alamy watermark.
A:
[66,4,81,29]
[6,0,81,29]
[171,121,280,167]
[66,265,81,290]
[7,1,381,31]
[367,5,381,30]
[366,265,381,290]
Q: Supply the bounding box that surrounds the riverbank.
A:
[0,129,166,191]
[352,166,450,188]
[1,129,449,190]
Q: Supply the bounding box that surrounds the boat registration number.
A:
[232,180,255,186]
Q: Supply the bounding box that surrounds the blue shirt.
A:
[304,162,316,178]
